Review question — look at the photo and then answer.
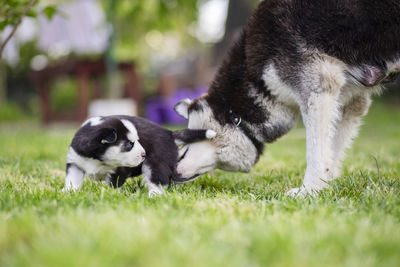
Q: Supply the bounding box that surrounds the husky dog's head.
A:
[67,117,146,177]
[174,95,262,180]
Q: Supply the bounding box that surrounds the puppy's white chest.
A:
[67,147,113,179]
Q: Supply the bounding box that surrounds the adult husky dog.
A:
[174,0,400,196]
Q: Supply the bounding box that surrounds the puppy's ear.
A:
[174,98,192,119]
[100,128,117,144]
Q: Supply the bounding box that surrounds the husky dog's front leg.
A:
[63,164,85,192]
[288,92,340,196]
[287,58,345,197]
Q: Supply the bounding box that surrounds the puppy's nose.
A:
[141,152,146,158]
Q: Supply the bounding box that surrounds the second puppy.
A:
[63,115,216,197]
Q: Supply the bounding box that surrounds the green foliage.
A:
[0,0,58,31]
[0,101,28,121]
[0,0,37,30]
[41,4,57,20]
[100,0,199,63]
[50,77,77,112]
[106,0,198,36]
[0,102,400,266]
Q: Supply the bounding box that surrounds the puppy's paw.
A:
[206,130,216,139]
[148,186,163,198]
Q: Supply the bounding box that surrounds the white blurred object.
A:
[30,54,48,71]
[37,0,109,56]
[194,0,229,43]
[88,99,138,117]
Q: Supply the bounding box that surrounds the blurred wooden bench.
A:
[31,58,140,124]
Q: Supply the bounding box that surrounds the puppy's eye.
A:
[124,141,134,151]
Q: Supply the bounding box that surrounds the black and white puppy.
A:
[63,116,216,197]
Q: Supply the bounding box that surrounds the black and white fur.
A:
[63,116,216,197]
[174,0,400,196]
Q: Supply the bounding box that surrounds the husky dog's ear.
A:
[174,98,193,119]
[100,128,117,144]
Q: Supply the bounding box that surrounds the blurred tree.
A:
[101,0,199,64]
[99,0,202,98]
[213,0,253,65]
[0,0,58,59]
[0,0,57,103]
[0,0,37,58]
[0,0,38,103]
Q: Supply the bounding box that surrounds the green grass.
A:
[1,101,400,267]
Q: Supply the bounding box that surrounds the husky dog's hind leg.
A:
[330,93,372,178]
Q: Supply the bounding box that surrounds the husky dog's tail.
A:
[172,129,216,146]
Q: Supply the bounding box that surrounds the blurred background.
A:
[0,0,399,125]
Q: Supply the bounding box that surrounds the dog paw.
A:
[62,186,79,193]
[61,187,71,193]
[286,186,318,198]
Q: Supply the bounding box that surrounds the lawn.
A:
[1,101,400,267]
